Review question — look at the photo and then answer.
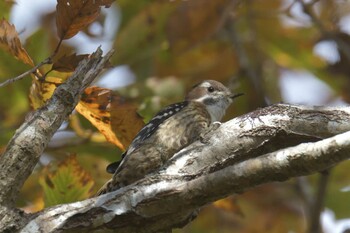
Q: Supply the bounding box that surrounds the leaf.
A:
[29,75,65,109]
[52,53,89,72]
[112,2,177,66]
[324,160,350,218]
[166,0,230,52]
[76,86,144,150]
[156,40,237,82]
[113,0,231,78]
[21,196,44,213]
[0,1,14,20]
[212,197,244,217]
[0,19,34,66]
[25,29,51,63]
[39,154,94,207]
[29,77,144,151]
[18,170,45,212]
[56,0,114,40]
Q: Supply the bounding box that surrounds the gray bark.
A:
[15,105,350,232]
[0,47,114,232]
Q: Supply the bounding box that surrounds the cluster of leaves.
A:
[1,0,350,232]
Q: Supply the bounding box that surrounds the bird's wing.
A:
[106,101,189,174]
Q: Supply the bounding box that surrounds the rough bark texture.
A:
[0,48,114,232]
[0,48,350,232]
[19,105,350,232]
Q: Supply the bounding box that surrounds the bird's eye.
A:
[207,86,215,92]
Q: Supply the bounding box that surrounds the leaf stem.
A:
[0,57,52,88]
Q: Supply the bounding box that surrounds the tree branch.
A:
[308,169,330,233]
[0,47,114,209]
[16,104,350,233]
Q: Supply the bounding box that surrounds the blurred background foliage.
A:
[1,0,350,232]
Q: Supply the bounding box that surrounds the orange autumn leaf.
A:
[0,18,34,66]
[56,0,113,40]
[76,86,144,150]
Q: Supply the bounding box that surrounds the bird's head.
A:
[186,80,243,122]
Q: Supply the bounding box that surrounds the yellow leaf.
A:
[21,196,44,213]
[76,86,144,150]
[213,196,244,217]
[29,75,65,109]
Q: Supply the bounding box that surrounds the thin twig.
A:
[214,0,243,34]
[0,57,52,88]
[53,38,63,58]
[0,33,66,88]
[308,169,331,233]
[295,176,313,212]
[225,9,268,107]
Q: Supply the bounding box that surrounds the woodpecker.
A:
[96,80,243,195]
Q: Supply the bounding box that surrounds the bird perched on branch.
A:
[96,80,243,195]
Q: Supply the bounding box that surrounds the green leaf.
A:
[112,2,177,67]
[0,1,14,22]
[325,160,350,218]
[25,29,51,63]
[39,155,94,207]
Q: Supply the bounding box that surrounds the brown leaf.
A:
[0,18,34,66]
[76,86,144,150]
[56,0,113,40]
[166,0,230,52]
[52,53,89,72]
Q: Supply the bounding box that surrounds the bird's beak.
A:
[230,93,244,99]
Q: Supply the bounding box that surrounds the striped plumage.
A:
[97,80,242,195]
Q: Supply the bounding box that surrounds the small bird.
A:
[96,80,242,195]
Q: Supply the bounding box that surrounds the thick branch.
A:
[0,48,113,207]
[19,104,350,233]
